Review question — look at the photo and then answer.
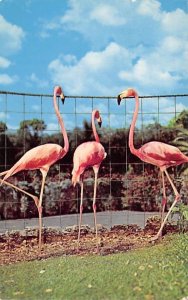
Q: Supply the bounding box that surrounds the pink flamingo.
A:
[117,88,188,240]
[72,110,107,250]
[0,86,69,251]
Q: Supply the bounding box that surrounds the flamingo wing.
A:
[3,144,63,180]
[139,141,188,167]
[72,141,106,185]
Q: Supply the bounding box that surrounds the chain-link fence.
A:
[0,90,188,232]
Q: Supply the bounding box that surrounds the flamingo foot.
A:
[150,235,160,245]
[150,233,162,243]
[76,241,81,253]
[175,195,181,202]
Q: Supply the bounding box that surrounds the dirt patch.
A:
[0,216,178,265]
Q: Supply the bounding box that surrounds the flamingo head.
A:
[117,88,138,105]
[98,118,102,127]
[94,110,102,127]
[54,86,65,104]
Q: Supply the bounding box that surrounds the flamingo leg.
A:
[93,167,99,252]
[38,169,48,253]
[0,170,8,176]
[0,178,39,206]
[161,171,167,225]
[77,175,84,250]
[0,170,39,206]
[153,169,180,240]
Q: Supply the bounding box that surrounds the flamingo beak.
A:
[117,94,122,105]
[60,93,65,104]
[98,116,102,127]
[98,120,102,128]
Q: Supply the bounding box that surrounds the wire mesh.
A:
[0,90,188,233]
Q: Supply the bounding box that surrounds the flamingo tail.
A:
[0,171,9,177]
[1,172,12,186]
[0,164,21,186]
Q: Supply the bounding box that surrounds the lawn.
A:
[0,234,187,300]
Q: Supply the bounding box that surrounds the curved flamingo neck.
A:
[92,110,100,143]
[53,92,69,153]
[129,95,139,155]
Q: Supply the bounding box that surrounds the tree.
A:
[0,121,7,132]
[168,110,188,129]
[169,110,188,174]
[0,122,15,170]
[19,119,46,137]
[16,119,47,159]
[172,130,188,174]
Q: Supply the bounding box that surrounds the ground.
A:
[0,216,178,265]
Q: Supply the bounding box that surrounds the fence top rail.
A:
[0,90,188,99]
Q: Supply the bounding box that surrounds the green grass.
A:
[0,234,188,300]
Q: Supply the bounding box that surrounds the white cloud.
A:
[31,105,40,112]
[162,8,188,38]
[57,0,187,49]
[0,56,11,68]
[123,97,188,127]
[48,32,188,96]
[47,114,75,131]
[46,122,59,131]
[61,0,130,27]
[41,0,188,96]
[62,54,77,64]
[28,73,49,88]
[6,124,19,131]
[0,56,17,86]
[0,74,17,85]
[119,58,180,89]
[137,0,161,20]
[76,102,108,114]
[90,4,126,26]
[0,15,25,55]
[59,0,165,48]
[118,32,188,94]
[0,56,16,86]
[48,42,132,96]
[0,111,8,120]
[158,102,187,124]
[107,113,126,128]
[39,18,61,38]
[161,36,183,54]
[162,102,187,114]
[158,37,188,78]
[142,97,187,115]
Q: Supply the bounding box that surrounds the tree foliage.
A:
[171,110,188,174]
[0,121,7,132]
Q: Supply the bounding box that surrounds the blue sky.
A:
[0,0,188,131]
[0,0,188,96]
